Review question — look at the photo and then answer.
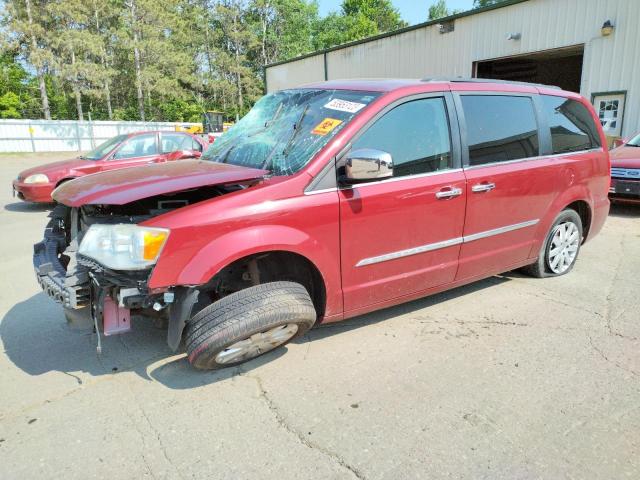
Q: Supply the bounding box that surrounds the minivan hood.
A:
[53,160,268,207]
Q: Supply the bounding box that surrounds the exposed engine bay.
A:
[33,184,243,345]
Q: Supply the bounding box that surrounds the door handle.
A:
[436,187,463,199]
[471,182,496,193]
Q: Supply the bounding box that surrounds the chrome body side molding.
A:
[355,219,540,267]
[355,237,463,267]
[463,219,539,243]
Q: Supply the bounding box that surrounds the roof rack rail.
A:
[421,77,561,90]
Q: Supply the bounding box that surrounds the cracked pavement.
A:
[1,154,639,479]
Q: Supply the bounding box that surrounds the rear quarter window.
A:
[541,95,601,154]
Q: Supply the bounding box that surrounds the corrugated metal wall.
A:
[266,54,325,92]
[0,120,198,153]
[266,0,640,137]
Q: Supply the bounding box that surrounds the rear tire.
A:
[523,209,583,278]
[185,281,316,370]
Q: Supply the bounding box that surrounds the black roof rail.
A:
[421,77,561,90]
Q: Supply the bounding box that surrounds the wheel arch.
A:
[529,186,595,258]
[55,177,76,188]
[564,199,592,241]
[165,248,328,352]
[203,250,327,319]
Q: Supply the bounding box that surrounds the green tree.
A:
[3,0,54,119]
[313,0,406,50]
[342,0,407,32]
[1,0,388,121]
[313,12,375,50]
[250,0,319,67]
[429,0,448,20]
[474,0,506,8]
[47,0,102,120]
[214,0,263,118]
[86,0,120,119]
[0,50,40,118]
[121,0,195,121]
[428,0,462,21]
[0,91,21,118]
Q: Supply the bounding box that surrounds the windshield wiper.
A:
[246,103,285,139]
[261,104,310,171]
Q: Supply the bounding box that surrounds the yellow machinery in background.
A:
[175,111,233,140]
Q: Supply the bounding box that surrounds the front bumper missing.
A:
[33,207,188,347]
[33,208,89,309]
[33,207,149,337]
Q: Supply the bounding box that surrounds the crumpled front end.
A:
[33,205,90,309]
[33,205,167,337]
[32,179,247,348]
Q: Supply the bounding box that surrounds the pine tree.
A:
[4,0,54,119]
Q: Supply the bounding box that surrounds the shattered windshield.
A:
[201,89,380,175]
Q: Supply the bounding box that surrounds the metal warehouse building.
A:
[265,0,640,139]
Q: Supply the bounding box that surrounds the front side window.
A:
[81,134,127,160]
[541,95,601,154]
[461,95,539,166]
[113,134,158,159]
[201,89,380,176]
[161,133,201,153]
[351,97,452,177]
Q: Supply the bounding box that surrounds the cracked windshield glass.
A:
[202,89,380,175]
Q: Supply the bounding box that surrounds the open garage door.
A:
[474,45,584,92]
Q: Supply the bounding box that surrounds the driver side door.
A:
[339,93,467,314]
[99,133,162,172]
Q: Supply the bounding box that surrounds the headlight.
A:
[78,224,169,270]
[24,173,49,184]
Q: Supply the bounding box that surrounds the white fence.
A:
[0,119,199,153]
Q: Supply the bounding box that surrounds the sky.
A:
[317,0,476,25]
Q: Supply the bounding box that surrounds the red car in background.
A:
[13,130,207,203]
[610,132,640,203]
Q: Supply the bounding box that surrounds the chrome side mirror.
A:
[342,148,394,184]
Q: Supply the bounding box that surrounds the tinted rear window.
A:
[541,95,601,154]
[461,95,539,166]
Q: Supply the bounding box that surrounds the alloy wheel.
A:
[215,323,299,365]
[548,221,580,274]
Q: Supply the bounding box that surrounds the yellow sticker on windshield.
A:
[312,118,342,136]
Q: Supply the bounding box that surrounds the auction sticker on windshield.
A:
[312,118,343,136]
[324,99,366,113]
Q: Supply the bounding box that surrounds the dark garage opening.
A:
[474,45,584,92]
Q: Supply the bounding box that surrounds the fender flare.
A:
[168,225,331,288]
[159,225,333,350]
[527,184,594,258]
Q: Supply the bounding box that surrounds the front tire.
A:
[185,281,316,370]
[523,209,583,278]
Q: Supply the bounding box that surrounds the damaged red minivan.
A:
[34,79,609,369]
